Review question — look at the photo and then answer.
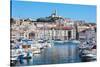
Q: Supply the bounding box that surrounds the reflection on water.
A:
[17,42,81,66]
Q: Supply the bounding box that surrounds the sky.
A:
[11,0,96,23]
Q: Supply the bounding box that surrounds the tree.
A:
[10,18,16,25]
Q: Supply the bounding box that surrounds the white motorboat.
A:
[10,49,18,66]
[45,42,52,48]
[33,50,41,54]
[10,56,18,66]
[85,54,96,58]
[31,45,41,54]
[80,53,96,60]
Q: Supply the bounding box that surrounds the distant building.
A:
[36,10,63,22]
[11,10,96,41]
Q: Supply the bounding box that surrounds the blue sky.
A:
[11,0,96,23]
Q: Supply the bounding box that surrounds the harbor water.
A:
[16,42,81,66]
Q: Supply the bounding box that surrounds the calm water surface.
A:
[17,42,81,66]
